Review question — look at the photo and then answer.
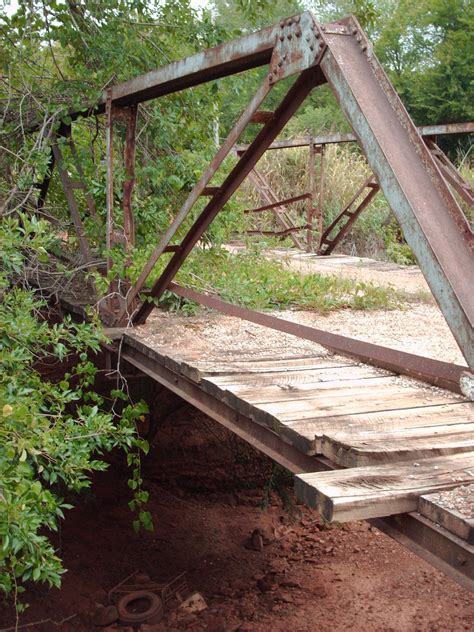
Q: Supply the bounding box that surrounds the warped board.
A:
[283,403,474,454]
[320,422,474,467]
[295,451,474,522]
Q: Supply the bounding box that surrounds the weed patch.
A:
[155,247,403,313]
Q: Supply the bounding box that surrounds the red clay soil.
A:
[0,394,473,632]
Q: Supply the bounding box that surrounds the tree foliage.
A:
[0,216,151,606]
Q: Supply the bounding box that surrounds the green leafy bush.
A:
[0,217,148,606]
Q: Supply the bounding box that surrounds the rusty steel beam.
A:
[245,168,305,249]
[168,282,466,393]
[29,12,322,129]
[122,105,138,252]
[244,192,311,214]
[132,66,327,325]
[318,176,379,255]
[245,225,310,237]
[319,17,474,370]
[235,122,474,153]
[97,25,278,110]
[427,139,474,209]
[119,335,473,592]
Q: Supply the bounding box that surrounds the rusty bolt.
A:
[356,35,362,42]
[279,35,284,41]
[352,28,358,35]
[280,20,285,28]
[296,28,302,38]
[294,16,300,24]
[315,31,320,39]
[319,42,325,49]
[361,44,367,52]
[288,18,293,25]
[287,33,292,40]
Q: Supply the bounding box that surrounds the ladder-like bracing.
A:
[36,12,473,373]
[236,121,474,255]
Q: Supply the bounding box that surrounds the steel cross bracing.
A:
[235,125,473,255]
[38,13,473,373]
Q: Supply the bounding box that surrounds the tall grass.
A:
[242,141,474,262]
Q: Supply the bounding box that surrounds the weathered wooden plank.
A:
[235,381,424,405]
[183,357,348,378]
[321,423,474,467]
[295,452,474,522]
[259,392,460,421]
[419,485,474,544]
[201,364,386,393]
[280,403,473,454]
[218,394,468,456]
[284,403,472,435]
[219,375,397,400]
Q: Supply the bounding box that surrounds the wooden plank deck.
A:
[120,331,474,589]
[123,333,473,521]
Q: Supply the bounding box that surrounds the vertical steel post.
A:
[123,105,138,253]
[105,90,118,312]
[316,144,325,247]
[105,90,114,271]
[307,137,316,251]
[116,77,276,323]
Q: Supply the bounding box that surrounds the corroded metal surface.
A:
[41,9,472,370]
[236,121,474,152]
[320,16,473,369]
